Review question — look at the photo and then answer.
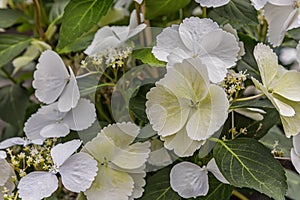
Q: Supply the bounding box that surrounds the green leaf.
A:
[56,0,113,53]
[260,125,292,157]
[0,9,25,28]
[237,33,260,79]
[139,167,179,200]
[0,34,32,68]
[195,173,233,200]
[208,0,258,29]
[145,0,191,20]
[231,99,274,110]
[213,138,287,200]
[132,48,166,67]
[285,169,300,200]
[0,84,29,129]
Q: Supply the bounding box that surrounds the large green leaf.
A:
[208,0,258,29]
[0,34,31,68]
[0,9,25,28]
[139,167,179,200]
[0,84,29,129]
[56,0,113,53]
[145,0,191,20]
[196,174,233,200]
[213,138,287,200]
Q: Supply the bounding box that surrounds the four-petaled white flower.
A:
[195,0,230,8]
[33,50,80,112]
[170,159,229,198]
[24,98,96,142]
[251,43,300,137]
[82,122,151,200]
[0,151,15,200]
[146,58,229,157]
[152,17,240,83]
[263,0,300,46]
[17,140,98,200]
[84,10,146,56]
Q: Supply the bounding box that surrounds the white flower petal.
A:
[58,66,80,112]
[291,148,300,174]
[33,50,69,104]
[59,152,98,193]
[207,158,229,184]
[170,162,209,198]
[264,3,297,46]
[195,0,230,8]
[128,9,146,38]
[273,71,300,101]
[186,85,229,141]
[162,127,205,157]
[0,151,6,159]
[40,123,70,138]
[152,25,189,62]
[234,108,264,121]
[250,0,267,10]
[63,98,96,131]
[293,134,300,156]
[84,166,134,200]
[273,97,295,117]
[18,172,58,200]
[0,137,25,149]
[0,158,11,186]
[51,139,82,167]
[128,171,146,199]
[254,43,278,87]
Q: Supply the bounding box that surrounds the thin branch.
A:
[33,0,45,40]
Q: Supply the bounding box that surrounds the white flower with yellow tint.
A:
[146,58,229,157]
[152,17,240,83]
[251,43,300,137]
[82,122,151,200]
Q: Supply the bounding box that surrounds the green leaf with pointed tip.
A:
[139,167,179,200]
[0,34,31,68]
[213,138,287,200]
[56,0,113,53]
[145,0,191,20]
[208,0,258,29]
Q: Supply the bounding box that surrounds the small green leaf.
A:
[139,167,179,200]
[132,48,166,67]
[0,84,29,129]
[56,0,113,53]
[145,0,191,20]
[195,174,233,200]
[208,0,258,29]
[0,34,32,68]
[213,138,287,200]
[0,9,25,28]
[231,99,274,110]
[260,125,292,157]
[285,169,300,200]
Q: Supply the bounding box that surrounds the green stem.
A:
[1,68,17,84]
[202,7,207,18]
[232,190,249,200]
[232,93,264,102]
[33,0,45,40]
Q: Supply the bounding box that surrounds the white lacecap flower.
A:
[152,17,240,83]
[170,159,229,199]
[0,151,15,199]
[33,50,80,112]
[82,122,151,200]
[24,98,96,142]
[251,43,300,137]
[264,0,300,46]
[84,10,146,56]
[146,57,229,157]
[0,137,43,149]
[17,140,98,200]
[195,0,230,8]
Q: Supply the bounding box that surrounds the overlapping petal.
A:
[195,0,230,8]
